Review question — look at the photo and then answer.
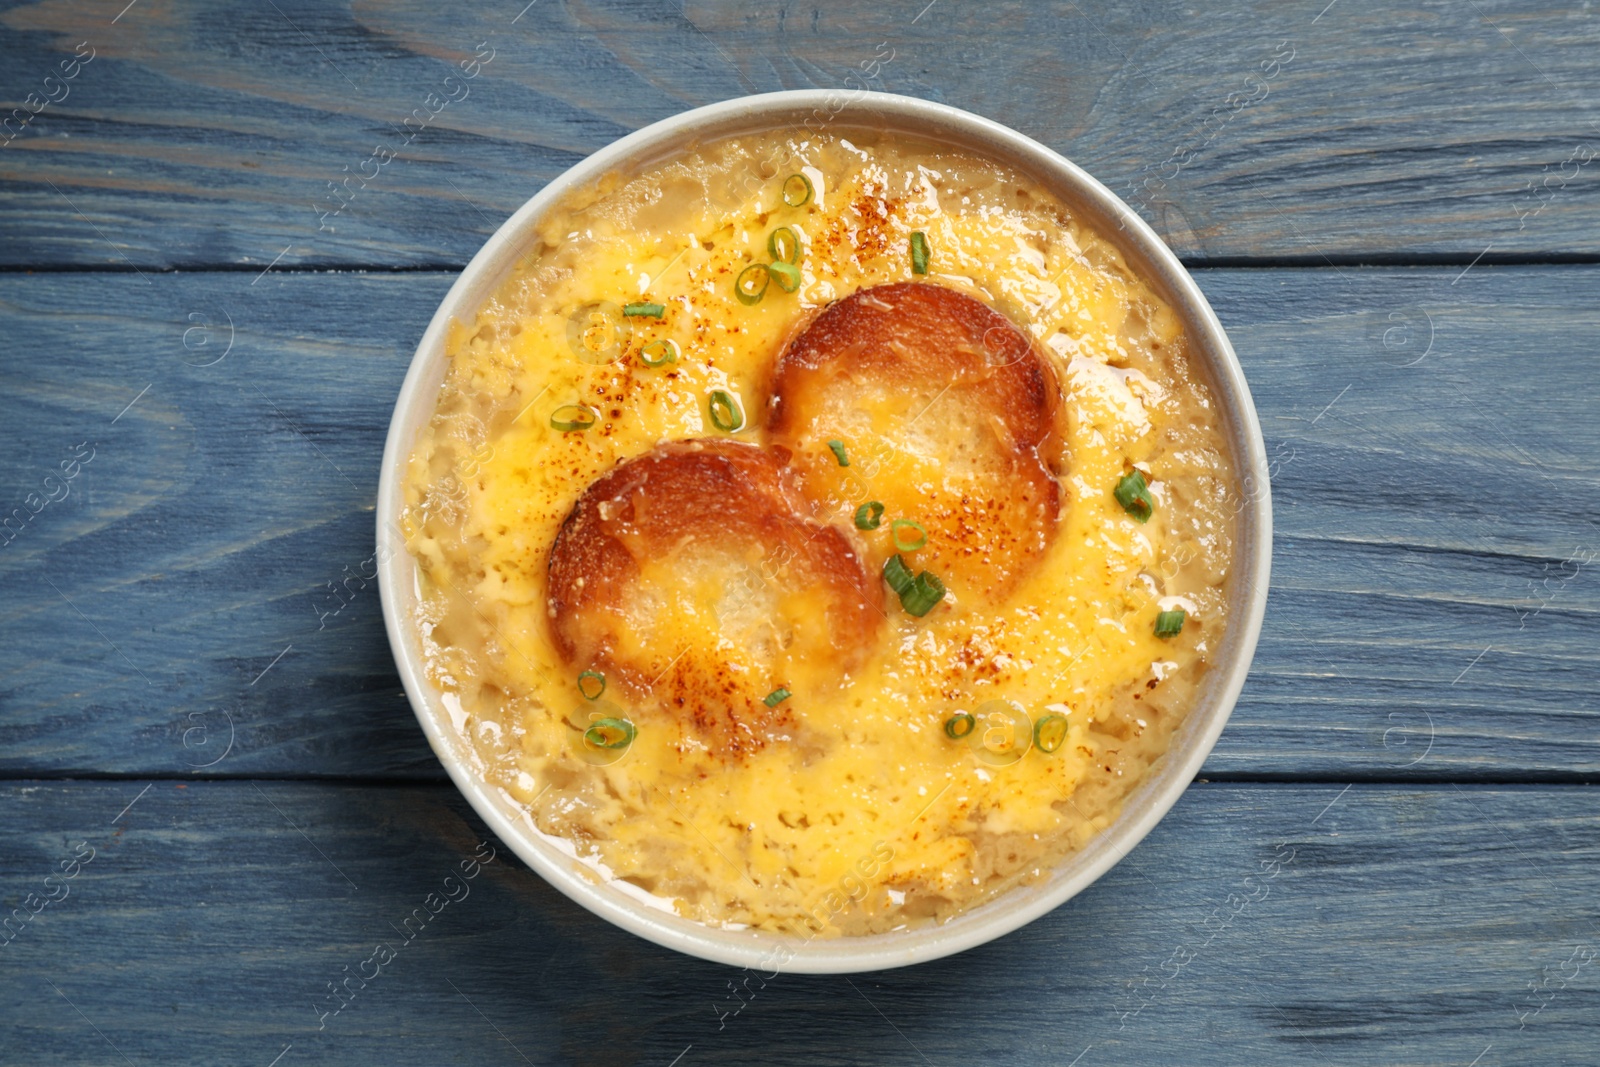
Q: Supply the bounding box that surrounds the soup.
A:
[401,130,1236,936]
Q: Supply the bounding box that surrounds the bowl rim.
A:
[376,88,1272,975]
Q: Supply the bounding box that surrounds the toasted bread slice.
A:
[767,282,1064,606]
[546,439,882,758]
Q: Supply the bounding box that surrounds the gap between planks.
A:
[0,773,1593,787]
[5,252,1600,276]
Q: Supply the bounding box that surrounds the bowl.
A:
[376,90,1271,974]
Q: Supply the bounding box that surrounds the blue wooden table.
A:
[3,2,1598,1064]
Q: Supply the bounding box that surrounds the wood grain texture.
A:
[1,266,1596,779]
[0,269,447,777]
[3,6,1594,1064]
[2,780,1597,1065]
[1203,263,1600,780]
[2,0,1599,268]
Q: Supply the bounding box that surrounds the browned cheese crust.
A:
[767,282,1065,606]
[546,439,883,758]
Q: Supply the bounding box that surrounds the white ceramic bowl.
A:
[377,90,1271,974]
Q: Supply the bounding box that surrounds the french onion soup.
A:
[401,131,1236,936]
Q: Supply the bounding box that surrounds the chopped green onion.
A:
[827,440,850,467]
[622,302,664,318]
[900,571,946,617]
[640,339,678,367]
[577,670,606,700]
[782,172,813,207]
[767,226,802,264]
[735,263,770,305]
[767,261,802,293]
[944,712,976,740]
[550,404,598,432]
[708,390,744,432]
[763,687,791,708]
[884,554,946,616]
[1114,469,1155,523]
[854,501,885,530]
[882,553,916,596]
[892,519,928,552]
[910,231,930,275]
[1033,713,1069,754]
[584,717,635,750]
[1154,609,1186,638]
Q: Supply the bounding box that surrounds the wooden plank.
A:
[0,266,1595,778]
[1204,263,1600,779]
[2,1,1599,267]
[1,780,1596,1064]
[0,270,451,777]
